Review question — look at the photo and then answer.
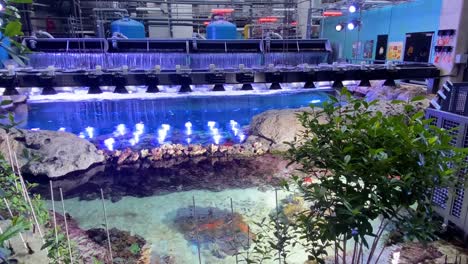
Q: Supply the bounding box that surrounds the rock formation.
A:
[0,128,105,178]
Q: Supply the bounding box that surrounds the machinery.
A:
[0,37,440,95]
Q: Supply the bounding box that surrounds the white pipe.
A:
[112,32,128,39]
[32,30,54,39]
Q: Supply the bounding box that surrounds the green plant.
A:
[41,226,79,264]
[0,0,33,66]
[0,216,29,263]
[129,243,140,255]
[277,89,467,264]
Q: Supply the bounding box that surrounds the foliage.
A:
[280,88,468,263]
[129,243,140,255]
[0,0,33,66]
[0,104,79,263]
[244,89,467,264]
[0,216,28,263]
[41,226,79,264]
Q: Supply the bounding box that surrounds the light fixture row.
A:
[335,20,361,31]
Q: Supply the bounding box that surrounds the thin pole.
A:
[230,197,238,263]
[5,136,19,192]
[100,189,114,262]
[3,198,28,250]
[192,196,202,264]
[275,189,281,264]
[49,181,61,261]
[13,151,44,242]
[247,225,250,260]
[59,188,73,263]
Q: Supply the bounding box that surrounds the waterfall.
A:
[190,53,262,69]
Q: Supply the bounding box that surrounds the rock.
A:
[53,212,109,263]
[248,108,328,152]
[86,227,146,264]
[0,128,105,178]
[173,206,254,259]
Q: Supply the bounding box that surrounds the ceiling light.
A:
[347,22,355,30]
[349,5,357,13]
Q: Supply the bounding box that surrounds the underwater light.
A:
[207,121,216,129]
[79,132,85,139]
[187,138,192,144]
[135,122,145,133]
[31,128,40,131]
[104,138,115,151]
[185,122,192,135]
[58,127,66,132]
[232,127,239,136]
[85,126,95,138]
[161,124,170,131]
[211,128,220,135]
[310,99,321,104]
[116,124,127,136]
[239,134,246,142]
[129,139,137,146]
[213,134,222,144]
[229,120,238,127]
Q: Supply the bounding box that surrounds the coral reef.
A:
[173,206,254,259]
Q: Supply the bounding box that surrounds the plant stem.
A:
[49,181,61,262]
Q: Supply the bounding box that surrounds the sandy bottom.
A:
[51,187,397,264]
[54,188,312,263]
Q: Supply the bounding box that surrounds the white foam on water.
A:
[27,85,334,103]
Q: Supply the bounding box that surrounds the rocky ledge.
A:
[0,128,105,178]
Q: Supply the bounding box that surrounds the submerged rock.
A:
[87,227,146,264]
[53,212,109,263]
[0,128,105,178]
[173,206,254,259]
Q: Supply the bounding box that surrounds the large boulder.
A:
[0,128,105,178]
[247,107,328,152]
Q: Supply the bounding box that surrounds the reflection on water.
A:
[23,90,330,148]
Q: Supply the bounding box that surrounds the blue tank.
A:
[206,19,237,40]
[0,33,10,67]
[111,17,145,38]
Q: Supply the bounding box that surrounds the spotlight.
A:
[347,20,360,31]
[335,23,344,32]
[349,5,357,13]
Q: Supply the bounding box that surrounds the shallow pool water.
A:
[22,89,330,149]
[55,188,309,264]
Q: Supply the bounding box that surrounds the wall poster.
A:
[387,42,404,60]
[363,40,374,59]
[352,41,362,59]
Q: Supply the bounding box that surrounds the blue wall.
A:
[322,0,442,61]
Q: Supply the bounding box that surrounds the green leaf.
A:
[411,95,426,102]
[4,21,23,37]
[7,0,33,4]
[0,100,12,106]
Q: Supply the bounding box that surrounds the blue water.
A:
[24,91,330,149]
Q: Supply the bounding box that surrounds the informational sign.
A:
[363,40,374,59]
[352,41,362,59]
[387,42,404,60]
